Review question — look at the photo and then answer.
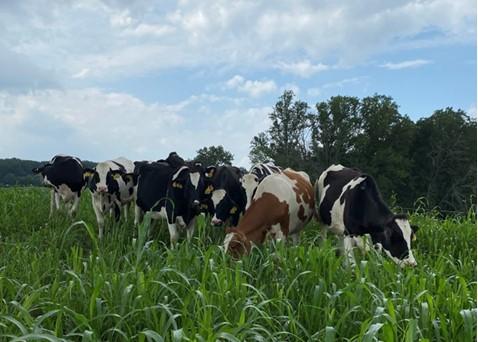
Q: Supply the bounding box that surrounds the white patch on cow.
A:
[241,173,259,210]
[253,171,313,237]
[189,172,200,189]
[394,218,417,266]
[57,183,76,202]
[223,232,235,251]
[172,166,189,181]
[328,176,367,235]
[211,189,227,208]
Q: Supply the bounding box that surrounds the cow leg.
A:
[353,235,370,255]
[49,189,56,218]
[54,191,61,211]
[134,205,144,225]
[186,217,196,243]
[92,195,105,239]
[343,235,356,267]
[123,202,129,221]
[290,233,300,245]
[167,222,179,248]
[69,194,80,217]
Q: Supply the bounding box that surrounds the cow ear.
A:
[110,169,123,180]
[171,166,189,188]
[83,168,95,179]
[205,166,216,178]
[122,172,136,184]
[204,184,214,195]
[32,166,43,174]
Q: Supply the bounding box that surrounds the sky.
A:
[0,0,476,167]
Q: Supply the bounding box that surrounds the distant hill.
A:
[0,158,96,186]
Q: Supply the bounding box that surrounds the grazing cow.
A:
[32,154,86,217]
[315,164,418,267]
[135,153,205,246]
[83,157,135,238]
[241,162,282,210]
[203,165,246,226]
[224,168,314,257]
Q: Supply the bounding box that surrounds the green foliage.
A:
[250,91,477,213]
[193,145,234,166]
[0,187,476,340]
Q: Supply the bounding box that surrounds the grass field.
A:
[0,187,476,341]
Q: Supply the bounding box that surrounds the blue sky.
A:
[0,0,475,166]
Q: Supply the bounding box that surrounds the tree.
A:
[410,108,476,212]
[249,90,312,169]
[311,96,361,174]
[194,145,234,166]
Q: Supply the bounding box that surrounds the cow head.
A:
[210,189,240,226]
[170,166,203,216]
[240,173,259,209]
[32,164,51,178]
[370,214,418,267]
[84,164,132,194]
[224,228,251,257]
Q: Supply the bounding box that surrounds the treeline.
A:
[250,91,476,214]
[0,158,96,187]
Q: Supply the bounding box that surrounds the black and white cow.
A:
[315,164,418,267]
[83,157,135,238]
[32,154,86,217]
[204,165,247,226]
[135,153,205,246]
[240,162,282,210]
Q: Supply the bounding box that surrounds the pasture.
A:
[0,187,476,341]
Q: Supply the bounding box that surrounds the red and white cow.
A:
[224,168,314,257]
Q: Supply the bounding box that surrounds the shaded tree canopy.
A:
[250,91,476,213]
[193,145,234,166]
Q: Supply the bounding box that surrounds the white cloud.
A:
[276,60,329,77]
[0,1,473,81]
[226,75,277,97]
[380,59,432,70]
[0,88,269,167]
[72,68,90,79]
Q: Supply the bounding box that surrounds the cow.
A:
[315,164,418,267]
[32,154,86,217]
[203,165,246,226]
[135,152,205,247]
[224,168,314,257]
[240,162,282,210]
[83,157,135,238]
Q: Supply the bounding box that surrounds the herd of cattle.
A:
[32,153,418,267]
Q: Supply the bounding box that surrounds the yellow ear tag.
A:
[204,185,214,194]
[412,234,417,242]
[230,206,238,214]
[83,171,93,178]
[207,170,214,178]
[112,173,121,179]
[173,181,183,189]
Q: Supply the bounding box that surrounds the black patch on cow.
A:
[318,165,413,260]
[136,160,204,226]
[32,155,85,193]
[209,165,247,225]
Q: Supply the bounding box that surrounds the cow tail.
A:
[313,179,321,221]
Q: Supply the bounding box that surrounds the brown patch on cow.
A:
[283,169,315,211]
[225,192,290,257]
[298,204,307,221]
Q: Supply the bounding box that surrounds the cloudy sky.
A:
[0,0,476,166]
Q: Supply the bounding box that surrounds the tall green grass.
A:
[0,187,476,341]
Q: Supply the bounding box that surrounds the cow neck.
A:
[234,192,286,245]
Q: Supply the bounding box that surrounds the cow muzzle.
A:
[97,185,108,193]
[212,217,223,226]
